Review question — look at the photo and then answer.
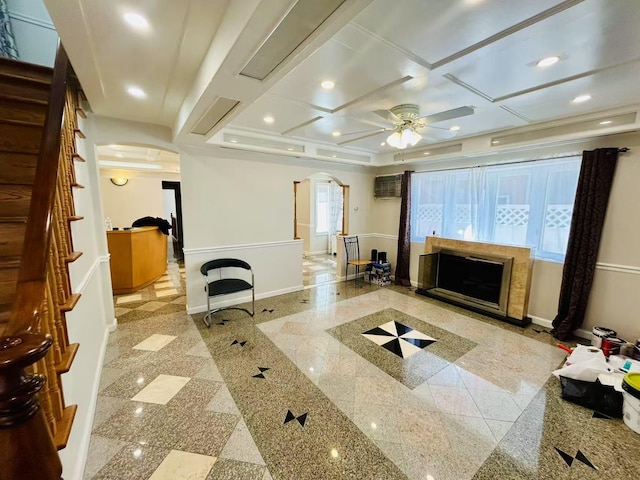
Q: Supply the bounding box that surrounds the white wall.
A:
[58,114,117,480]
[296,179,311,253]
[100,172,180,227]
[180,149,373,313]
[6,0,58,66]
[373,132,640,342]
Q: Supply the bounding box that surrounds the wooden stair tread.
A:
[73,129,85,139]
[0,266,18,304]
[68,216,84,222]
[0,153,38,185]
[54,404,77,450]
[65,251,83,263]
[0,118,43,128]
[0,216,28,223]
[0,56,53,83]
[71,182,85,189]
[61,293,81,312]
[0,92,48,106]
[0,256,21,269]
[75,107,87,119]
[0,223,26,257]
[56,343,79,375]
[71,153,86,162]
[0,184,32,218]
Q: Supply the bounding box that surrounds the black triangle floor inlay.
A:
[554,447,574,467]
[575,450,597,470]
[253,373,265,379]
[284,410,296,424]
[362,326,395,337]
[402,338,436,348]
[231,340,247,347]
[394,321,414,336]
[381,339,404,358]
[297,412,308,427]
[258,367,270,372]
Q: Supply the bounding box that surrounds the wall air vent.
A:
[191,97,240,135]
[374,174,402,198]
[491,112,638,146]
[394,143,463,162]
[239,0,347,81]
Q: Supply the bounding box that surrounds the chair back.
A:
[200,258,252,275]
[343,236,361,262]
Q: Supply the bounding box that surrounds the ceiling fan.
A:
[338,104,474,149]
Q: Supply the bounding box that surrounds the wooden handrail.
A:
[6,46,69,336]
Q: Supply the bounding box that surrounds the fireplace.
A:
[417,248,513,318]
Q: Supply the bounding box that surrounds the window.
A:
[316,182,329,233]
[410,157,581,261]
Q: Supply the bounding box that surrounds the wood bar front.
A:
[107,227,167,294]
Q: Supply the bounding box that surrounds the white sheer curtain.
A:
[411,157,581,261]
[327,181,342,253]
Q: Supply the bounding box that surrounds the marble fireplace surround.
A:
[424,237,533,321]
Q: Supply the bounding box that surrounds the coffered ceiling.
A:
[46,0,640,166]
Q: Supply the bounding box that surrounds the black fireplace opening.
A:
[437,253,503,305]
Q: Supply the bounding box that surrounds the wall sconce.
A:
[110,177,128,186]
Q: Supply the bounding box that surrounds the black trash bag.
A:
[132,216,172,235]
[559,376,623,418]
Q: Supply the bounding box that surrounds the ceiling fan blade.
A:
[418,106,474,125]
[338,130,388,146]
[340,128,386,136]
[374,109,403,125]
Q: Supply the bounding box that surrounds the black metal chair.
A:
[343,236,372,286]
[200,258,255,327]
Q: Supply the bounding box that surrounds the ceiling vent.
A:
[316,148,370,163]
[191,97,240,135]
[374,175,402,198]
[394,143,463,162]
[239,0,347,81]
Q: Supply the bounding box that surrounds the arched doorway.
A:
[293,173,349,287]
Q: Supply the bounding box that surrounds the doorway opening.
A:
[162,181,184,264]
[294,173,349,286]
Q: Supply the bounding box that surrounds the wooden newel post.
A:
[0,333,62,480]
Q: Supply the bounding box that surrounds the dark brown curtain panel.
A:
[552,148,619,340]
[395,171,413,286]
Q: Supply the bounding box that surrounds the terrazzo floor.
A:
[85,262,640,479]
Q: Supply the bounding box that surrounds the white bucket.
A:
[623,391,640,434]
[591,326,616,348]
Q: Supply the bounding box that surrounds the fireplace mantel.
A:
[424,237,533,322]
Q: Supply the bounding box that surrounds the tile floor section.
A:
[85,262,640,479]
[302,253,337,286]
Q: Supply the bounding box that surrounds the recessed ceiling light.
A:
[536,56,559,67]
[321,80,335,90]
[599,120,612,125]
[332,155,337,158]
[449,125,460,131]
[572,94,591,103]
[423,152,430,155]
[123,12,149,30]
[109,144,117,150]
[230,139,238,143]
[287,148,294,151]
[380,142,386,146]
[116,153,123,158]
[332,131,341,137]
[492,140,500,144]
[127,86,146,98]
[263,116,274,124]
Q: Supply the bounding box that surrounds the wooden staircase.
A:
[0,48,85,480]
[0,59,51,330]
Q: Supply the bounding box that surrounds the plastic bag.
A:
[559,376,623,417]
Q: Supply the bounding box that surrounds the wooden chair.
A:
[200,258,255,327]
[343,236,372,286]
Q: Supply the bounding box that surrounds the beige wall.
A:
[296,179,311,253]
[99,173,180,228]
[375,132,640,342]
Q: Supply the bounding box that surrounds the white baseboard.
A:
[107,317,118,332]
[187,285,304,314]
[529,315,591,340]
[74,326,110,480]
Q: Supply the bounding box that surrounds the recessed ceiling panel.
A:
[269,24,425,110]
[500,60,640,122]
[352,0,565,64]
[292,115,381,144]
[58,0,228,125]
[229,94,326,133]
[444,0,640,100]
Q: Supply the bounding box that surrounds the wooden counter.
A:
[107,226,167,294]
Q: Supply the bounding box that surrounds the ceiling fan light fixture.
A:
[386,131,403,149]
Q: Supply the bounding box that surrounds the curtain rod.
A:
[411,147,630,175]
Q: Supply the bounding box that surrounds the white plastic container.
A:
[623,391,640,434]
[591,326,616,348]
[622,372,640,434]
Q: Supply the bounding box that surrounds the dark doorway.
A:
[162,181,184,262]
